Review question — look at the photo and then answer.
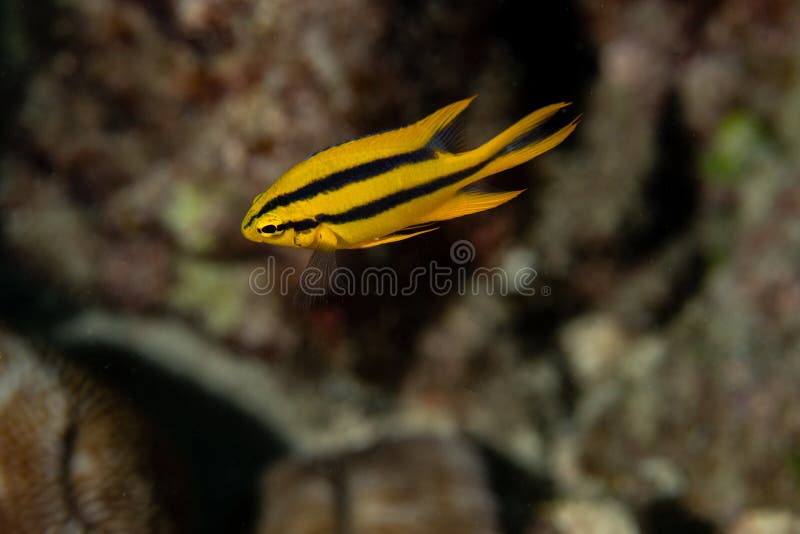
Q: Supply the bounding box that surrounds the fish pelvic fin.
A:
[348,227,439,249]
[467,103,580,185]
[415,95,476,154]
[423,189,526,222]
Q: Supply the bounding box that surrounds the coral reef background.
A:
[1,0,800,532]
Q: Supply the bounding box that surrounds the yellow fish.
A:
[242,96,578,267]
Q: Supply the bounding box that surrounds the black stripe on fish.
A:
[281,159,492,233]
[319,160,490,225]
[276,219,316,233]
[244,148,433,229]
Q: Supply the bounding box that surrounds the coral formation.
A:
[0,330,182,532]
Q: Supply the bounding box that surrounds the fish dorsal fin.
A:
[416,96,476,154]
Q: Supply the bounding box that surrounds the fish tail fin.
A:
[414,95,477,153]
[467,103,579,184]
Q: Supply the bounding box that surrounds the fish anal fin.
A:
[348,227,439,249]
[423,189,526,222]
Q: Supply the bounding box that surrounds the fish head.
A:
[241,198,298,248]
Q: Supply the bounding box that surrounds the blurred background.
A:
[1,0,799,532]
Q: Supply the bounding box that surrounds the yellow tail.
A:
[467,103,579,184]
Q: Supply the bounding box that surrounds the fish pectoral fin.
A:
[422,189,526,222]
[348,227,439,249]
[293,248,337,309]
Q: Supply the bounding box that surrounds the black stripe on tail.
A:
[499,106,576,156]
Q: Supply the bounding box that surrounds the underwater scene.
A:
[1,0,799,532]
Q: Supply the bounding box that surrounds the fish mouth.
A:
[241,227,258,242]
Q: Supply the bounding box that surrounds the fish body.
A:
[242,96,578,253]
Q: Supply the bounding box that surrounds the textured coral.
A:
[0,331,181,532]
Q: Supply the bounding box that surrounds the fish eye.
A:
[258,223,284,236]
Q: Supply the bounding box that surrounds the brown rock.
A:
[256,436,498,534]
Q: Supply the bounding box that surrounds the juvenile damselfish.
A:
[242,96,578,265]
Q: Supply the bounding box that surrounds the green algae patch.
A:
[168,257,249,338]
[162,182,218,254]
[701,111,773,185]
[790,450,800,491]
